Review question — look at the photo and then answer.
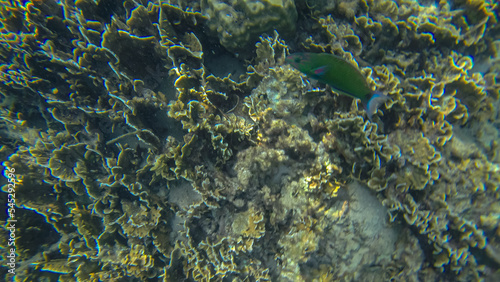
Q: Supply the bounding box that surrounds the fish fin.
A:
[312,65,328,76]
[365,93,390,120]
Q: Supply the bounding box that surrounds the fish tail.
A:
[364,93,390,120]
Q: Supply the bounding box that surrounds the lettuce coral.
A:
[202,0,297,51]
[1,0,499,281]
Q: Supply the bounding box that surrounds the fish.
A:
[286,52,389,120]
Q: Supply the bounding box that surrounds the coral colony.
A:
[0,0,499,281]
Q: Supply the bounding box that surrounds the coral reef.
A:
[202,0,297,51]
[1,0,499,281]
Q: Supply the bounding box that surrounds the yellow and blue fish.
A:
[286,52,389,120]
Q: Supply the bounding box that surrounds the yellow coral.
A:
[232,206,266,253]
[120,245,155,278]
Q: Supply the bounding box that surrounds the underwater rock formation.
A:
[0,0,499,281]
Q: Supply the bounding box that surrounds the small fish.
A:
[286,52,389,120]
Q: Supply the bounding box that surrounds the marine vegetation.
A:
[0,0,499,281]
